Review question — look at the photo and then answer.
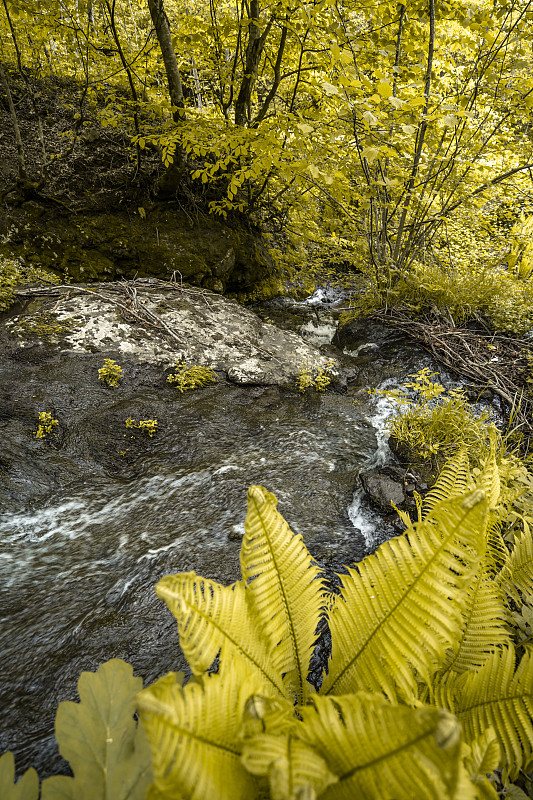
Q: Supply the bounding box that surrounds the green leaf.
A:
[0,753,39,800]
[41,659,152,800]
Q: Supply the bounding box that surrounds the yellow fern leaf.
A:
[479,429,500,511]
[138,665,264,800]
[438,570,510,677]
[499,528,533,602]
[421,448,470,519]
[242,732,337,800]
[323,492,488,700]
[241,486,327,702]
[434,645,533,780]
[156,574,286,697]
[462,728,500,800]
[298,693,475,800]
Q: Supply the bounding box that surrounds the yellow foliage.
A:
[296,360,334,393]
[98,359,123,388]
[125,417,158,437]
[166,362,217,392]
[35,411,58,439]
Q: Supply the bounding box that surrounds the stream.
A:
[0,293,432,778]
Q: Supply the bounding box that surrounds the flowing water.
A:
[0,297,431,777]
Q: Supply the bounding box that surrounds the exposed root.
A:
[371,308,533,448]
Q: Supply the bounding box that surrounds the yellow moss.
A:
[296,360,334,393]
[35,411,59,439]
[98,359,123,388]
[12,311,76,340]
[167,362,217,392]
[125,417,158,437]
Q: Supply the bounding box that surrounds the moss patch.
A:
[9,311,78,341]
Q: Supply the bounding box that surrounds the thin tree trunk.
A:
[3,0,47,172]
[106,0,142,174]
[392,0,435,267]
[234,0,272,127]
[0,61,26,179]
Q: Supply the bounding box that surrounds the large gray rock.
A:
[359,469,405,510]
[5,280,342,387]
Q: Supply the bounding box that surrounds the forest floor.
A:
[0,68,161,213]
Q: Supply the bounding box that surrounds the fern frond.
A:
[240,486,326,703]
[297,693,474,800]
[138,665,262,800]
[242,732,337,800]
[322,493,488,700]
[487,521,509,572]
[462,729,500,800]
[438,571,510,678]
[391,501,412,529]
[479,428,501,511]
[421,448,470,519]
[498,528,533,602]
[434,645,533,780]
[156,574,286,697]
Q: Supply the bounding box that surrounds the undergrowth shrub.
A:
[351,259,533,333]
[372,368,494,470]
[0,256,60,312]
[4,454,533,799]
[346,203,533,334]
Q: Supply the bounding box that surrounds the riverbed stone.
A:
[359,468,405,510]
[3,281,341,387]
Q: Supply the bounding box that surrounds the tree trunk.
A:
[234,0,272,127]
[0,61,26,179]
[146,0,185,124]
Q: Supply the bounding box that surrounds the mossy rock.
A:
[5,308,79,342]
[1,206,273,292]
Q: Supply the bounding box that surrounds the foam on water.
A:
[299,317,337,347]
[347,384,399,550]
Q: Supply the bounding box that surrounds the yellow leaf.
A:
[377,81,393,98]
